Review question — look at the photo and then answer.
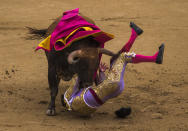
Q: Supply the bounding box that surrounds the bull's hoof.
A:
[46,108,56,116]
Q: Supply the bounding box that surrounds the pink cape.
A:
[50,8,113,51]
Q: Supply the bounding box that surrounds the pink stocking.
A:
[132,52,158,63]
[120,29,138,53]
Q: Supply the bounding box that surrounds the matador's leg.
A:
[110,22,143,65]
[120,22,143,53]
[96,22,142,84]
[131,44,165,64]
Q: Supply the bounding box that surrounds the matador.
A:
[62,22,165,117]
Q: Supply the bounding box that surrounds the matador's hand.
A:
[99,62,109,72]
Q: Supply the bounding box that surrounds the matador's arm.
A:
[94,62,109,86]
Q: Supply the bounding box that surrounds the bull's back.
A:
[46,13,95,36]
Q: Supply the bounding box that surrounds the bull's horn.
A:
[98,48,116,56]
[67,50,82,64]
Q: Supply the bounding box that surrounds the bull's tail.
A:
[25,27,47,39]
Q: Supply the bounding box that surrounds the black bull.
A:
[28,14,118,116]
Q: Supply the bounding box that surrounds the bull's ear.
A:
[67,50,82,64]
[98,48,116,56]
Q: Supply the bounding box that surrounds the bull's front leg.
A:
[46,66,60,116]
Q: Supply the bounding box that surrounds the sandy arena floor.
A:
[0,0,188,130]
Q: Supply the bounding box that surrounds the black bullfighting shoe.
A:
[115,107,132,118]
[156,43,165,64]
[130,22,143,35]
